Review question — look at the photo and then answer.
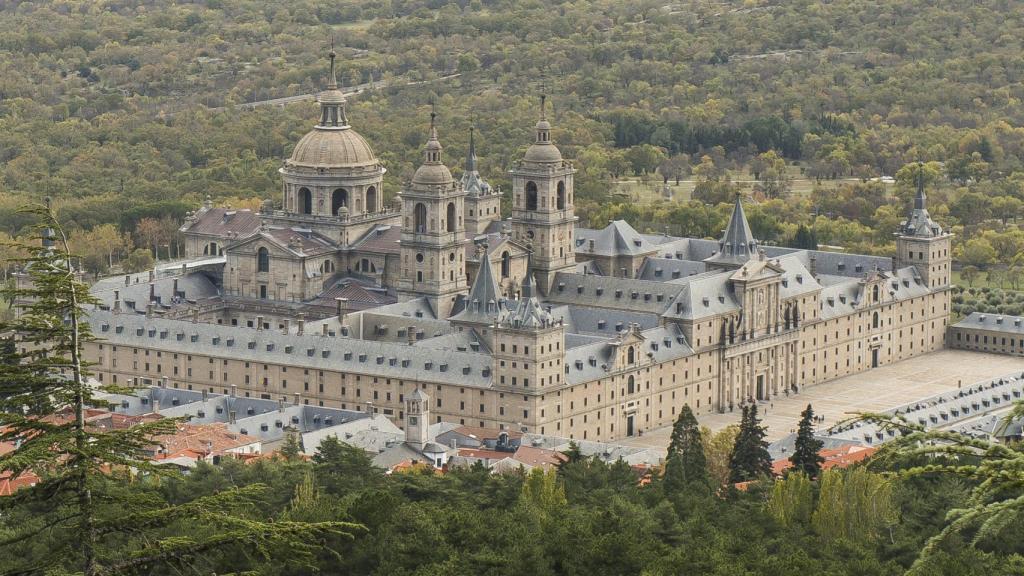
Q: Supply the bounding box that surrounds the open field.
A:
[617,349,1024,450]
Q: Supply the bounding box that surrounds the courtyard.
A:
[618,349,1024,448]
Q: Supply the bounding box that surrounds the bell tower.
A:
[397,112,469,318]
[509,92,577,296]
[895,163,952,289]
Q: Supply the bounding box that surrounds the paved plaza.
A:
[618,349,1024,449]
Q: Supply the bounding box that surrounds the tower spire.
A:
[466,124,477,173]
[327,38,338,90]
[914,161,927,210]
[316,43,348,128]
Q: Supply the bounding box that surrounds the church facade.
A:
[82,52,952,442]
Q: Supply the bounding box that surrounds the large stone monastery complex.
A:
[82,52,954,442]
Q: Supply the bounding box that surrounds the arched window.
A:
[320,260,334,274]
[366,186,377,213]
[446,202,456,233]
[627,346,636,365]
[257,247,270,273]
[331,189,348,215]
[525,181,538,210]
[556,181,566,210]
[501,251,510,278]
[872,311,880,329]
[414,203,427,233]
[360,258,370,272]
[627,375,635,394]
[298,188,312,215]
[872,284,880,302]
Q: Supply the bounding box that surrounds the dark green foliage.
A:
[663,405,709,498]
[789,404,824,478]
[728,405,773,483]
[0,205,357,576]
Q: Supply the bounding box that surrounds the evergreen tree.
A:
[280,430,303,461]
[790,404,824,477]
[663,405,709,496]
[0,203,357,575]
[728,405,773,483]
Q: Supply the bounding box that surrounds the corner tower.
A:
[895,164,951,289]
[509,93,578,295]
[397,112,469,318]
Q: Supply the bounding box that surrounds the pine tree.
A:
[663,405,709,496]
[0,202,358,575]
[728,404,773,483]
[790,404,824,477]
[281,430,303,461]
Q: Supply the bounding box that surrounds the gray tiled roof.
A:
[91,272,220,311]
[547,272,684,314]
[89,309,495,388]
[451,253,502,324]
[953,312,1024,335]
[563,324,693,385]
[574,220,657,257]
[705,196,757,267]
[635,258,706,281]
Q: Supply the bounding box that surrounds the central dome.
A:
[287,127,378,169]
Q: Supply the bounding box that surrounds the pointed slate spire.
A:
[451,245,502,324]
[706,194,757,267]
[521,249,535,299]
[466,125,478,173]
[914,161,927,210]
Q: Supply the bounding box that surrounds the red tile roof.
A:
[771,445,878,476]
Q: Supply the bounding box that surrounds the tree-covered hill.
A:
[2,0,1024,279]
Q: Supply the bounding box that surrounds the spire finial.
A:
[466,123,477,173]
[914,161,927,210]
[539,82,548,121]
[327,38,338,90]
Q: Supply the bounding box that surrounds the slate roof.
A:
[574,220,657,257]
[451,254,502,324]
[546,273,684,314]
[635,257,706,281]
[953,312,1024,335]
[705,196,758,267]
[89,309,495,388]
[181,207,261,238]
[562,324,693,385]
[350,224,401,254]
[90,272,220,311]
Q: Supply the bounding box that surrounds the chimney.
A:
[322,324,329,337]
[181,263,187,275]
[229,410,236,424]
[202,389,208,402]
[278,399,285,413]
[809,255,817,277]
[161,376,168,388]
[153,399,160,413]
[145,303,153,318]
[230,384,237,398]
[408,325,417,345]
[148,283,155,303]
[125,274,130,287]
[113,290,122,314]
[255,315,263,331]
[281,318,290,334]
[172,278,179,299]
[293,392,300,405]
[148,270,154,282]
[191,308,199,324]
[365,401,373,414]
[336,297,348,325]
[297,314,305,335]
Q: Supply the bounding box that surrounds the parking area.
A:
[618,349,1024,449]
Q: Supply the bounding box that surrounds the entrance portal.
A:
[872,348,879,368]
[756,374,766,400]
[626,415,635,437]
